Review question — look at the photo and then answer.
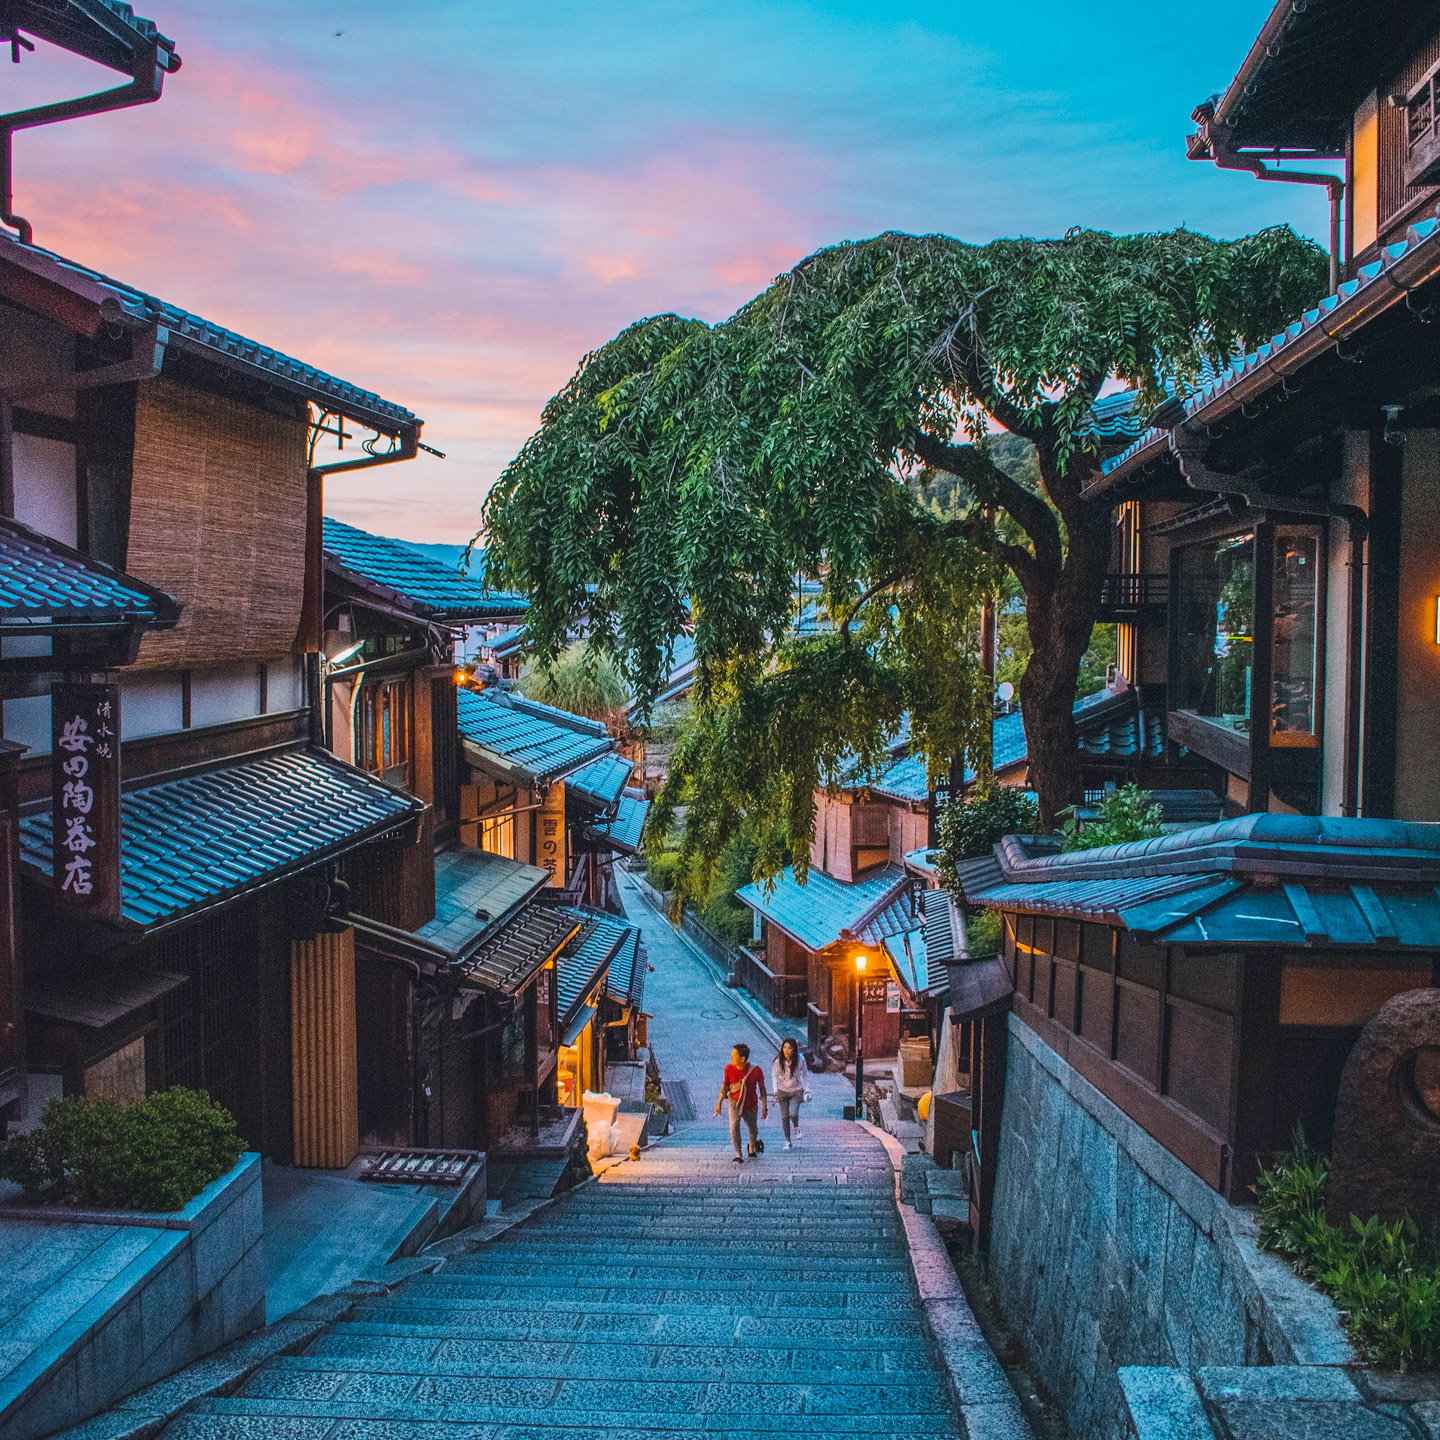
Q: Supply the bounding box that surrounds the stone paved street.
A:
[162,871,960,1439]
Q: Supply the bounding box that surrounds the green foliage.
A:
[0,1088,244,1212]
[1256,1130,1440,1369]
[698,835,764,947]
[939,780,1040,873]
[518,642,629,721]
[484,226,1325,881]
[1060,783,1165,852]
[965,908,1002,957]
[645,850,682,894]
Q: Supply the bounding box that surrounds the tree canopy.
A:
[482,226,1325,886]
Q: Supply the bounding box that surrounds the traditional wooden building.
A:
[0,230,432,1169]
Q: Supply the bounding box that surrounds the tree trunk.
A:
[1018,504,1112,828]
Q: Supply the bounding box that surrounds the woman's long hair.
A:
[777,1037,800,1077]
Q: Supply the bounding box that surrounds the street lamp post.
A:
[853,952,867,1120]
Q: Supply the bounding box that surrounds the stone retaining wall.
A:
[0,1152,264,1440]
[990,1018,1352,1440]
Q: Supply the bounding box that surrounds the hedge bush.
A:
[1255,1129,1440,1369]
[645,850,682,893]
[0,1087,245,1212]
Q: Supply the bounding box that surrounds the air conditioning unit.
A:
[1403,65,1440,188]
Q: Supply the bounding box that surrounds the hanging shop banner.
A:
[537,780,567,887]
[51,682,121,920]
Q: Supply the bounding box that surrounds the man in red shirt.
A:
[715,1042,768,1162]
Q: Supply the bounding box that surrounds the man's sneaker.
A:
[732,1155,743,1164]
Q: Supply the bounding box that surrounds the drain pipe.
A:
[1193,106,1344,293]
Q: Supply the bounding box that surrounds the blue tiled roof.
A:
[457,690,615,785]
[19,747,421,929]
[0,519,178,625]
[860,891,919,944]
[605,927,645,1009]
[1094,211,1440,494]
[882,927,928,997]
[554,907,636,1020]
[565,754,633,812]
[966,814,1440,948]
[593,793,649,856]
[416,848,550,958]
[0,234,416,431]
[868,753,929,804]
[970,690,1159,782]
[737,864,909,954]
[324,518,525,621]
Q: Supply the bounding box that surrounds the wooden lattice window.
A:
[356,677,412,786]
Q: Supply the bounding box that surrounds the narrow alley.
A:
[159,874,963,1439]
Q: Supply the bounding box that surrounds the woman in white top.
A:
[771,1037,810,1148]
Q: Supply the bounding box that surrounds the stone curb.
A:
[858,1120,1035,1439]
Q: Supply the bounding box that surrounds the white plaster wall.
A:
[12,435,77,548]
[190,663,261,728]
[121,671,184,739]
[267,656,305,711]
[2,695,51,756]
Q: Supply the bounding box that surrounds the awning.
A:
[945,957,1013,1022]
[18,745,423,930]
[591,792,649,856]
[454,904,582,996]
[26,968,186,1029]
[416,847,550,960]
[554,907,637,1024]
[562,1005,597,1048]
[565,754,633,813]
[605,929,646,1011]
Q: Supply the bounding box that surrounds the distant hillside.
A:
[396,540,472,573]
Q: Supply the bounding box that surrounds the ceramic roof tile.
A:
[0,519,178,624]
[453,904,582,996]
[605,929,645,1009]
[554,907,635,1020]
[416,848,550,958]
[457,690,615,784]
[593,793,649,856]
[565,754,634,812]
[18,747,421,929]
[869,754,929,804]
[737,864,909,954]
[882,928,928,996]
[324,518,525,620]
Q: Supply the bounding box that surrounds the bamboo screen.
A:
[126,379,308,668]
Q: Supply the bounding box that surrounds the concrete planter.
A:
[0,1152,264,1440]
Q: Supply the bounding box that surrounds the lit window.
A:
[481,813,514,859]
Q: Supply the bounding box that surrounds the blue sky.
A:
[8,0,1321,541]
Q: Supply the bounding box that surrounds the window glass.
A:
[1174,534,1255,734]
[1271,531,1320,740]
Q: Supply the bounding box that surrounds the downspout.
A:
[1199,114,1344,293]
[1342,518,1367,817]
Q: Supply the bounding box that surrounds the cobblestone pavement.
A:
[163,872,959,1439]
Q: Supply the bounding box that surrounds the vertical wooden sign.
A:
[51,682,121,920]
[537,780,567,887]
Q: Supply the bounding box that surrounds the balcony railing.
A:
[1096,572,1168,619]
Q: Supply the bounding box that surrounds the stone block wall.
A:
[990,1019,1352,1440]
[0,1153,265,1440]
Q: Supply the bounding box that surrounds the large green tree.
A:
[482,227,1324,881]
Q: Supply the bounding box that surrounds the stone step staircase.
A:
[162,1119,962,1438]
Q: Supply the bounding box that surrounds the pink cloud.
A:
[7,29,838,542]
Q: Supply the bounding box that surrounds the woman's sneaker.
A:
[784,1140,793,1150]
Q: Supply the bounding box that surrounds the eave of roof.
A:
[1092,209,1440,499]
[591,793,649,857]
[457,689,615,787]
[565,754,633,813]
[736,864,909,955]
[0,235,417,433]
[18,745,422,931]
[0,516,180,627]
[13,0,180,74]
[454,904,582,997]
[323,518,526,623]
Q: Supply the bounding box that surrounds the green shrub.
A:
[939,781,1040,886]
[0,1087,245,1212]
[645,850,682,893]
[965,909,1002,957]
[1255,1129,1440,1369]
[1060,782,1165,852]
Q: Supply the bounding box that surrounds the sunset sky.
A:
[6,1,1327,544]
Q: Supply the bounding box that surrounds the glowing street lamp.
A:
[854,950,867,1120]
